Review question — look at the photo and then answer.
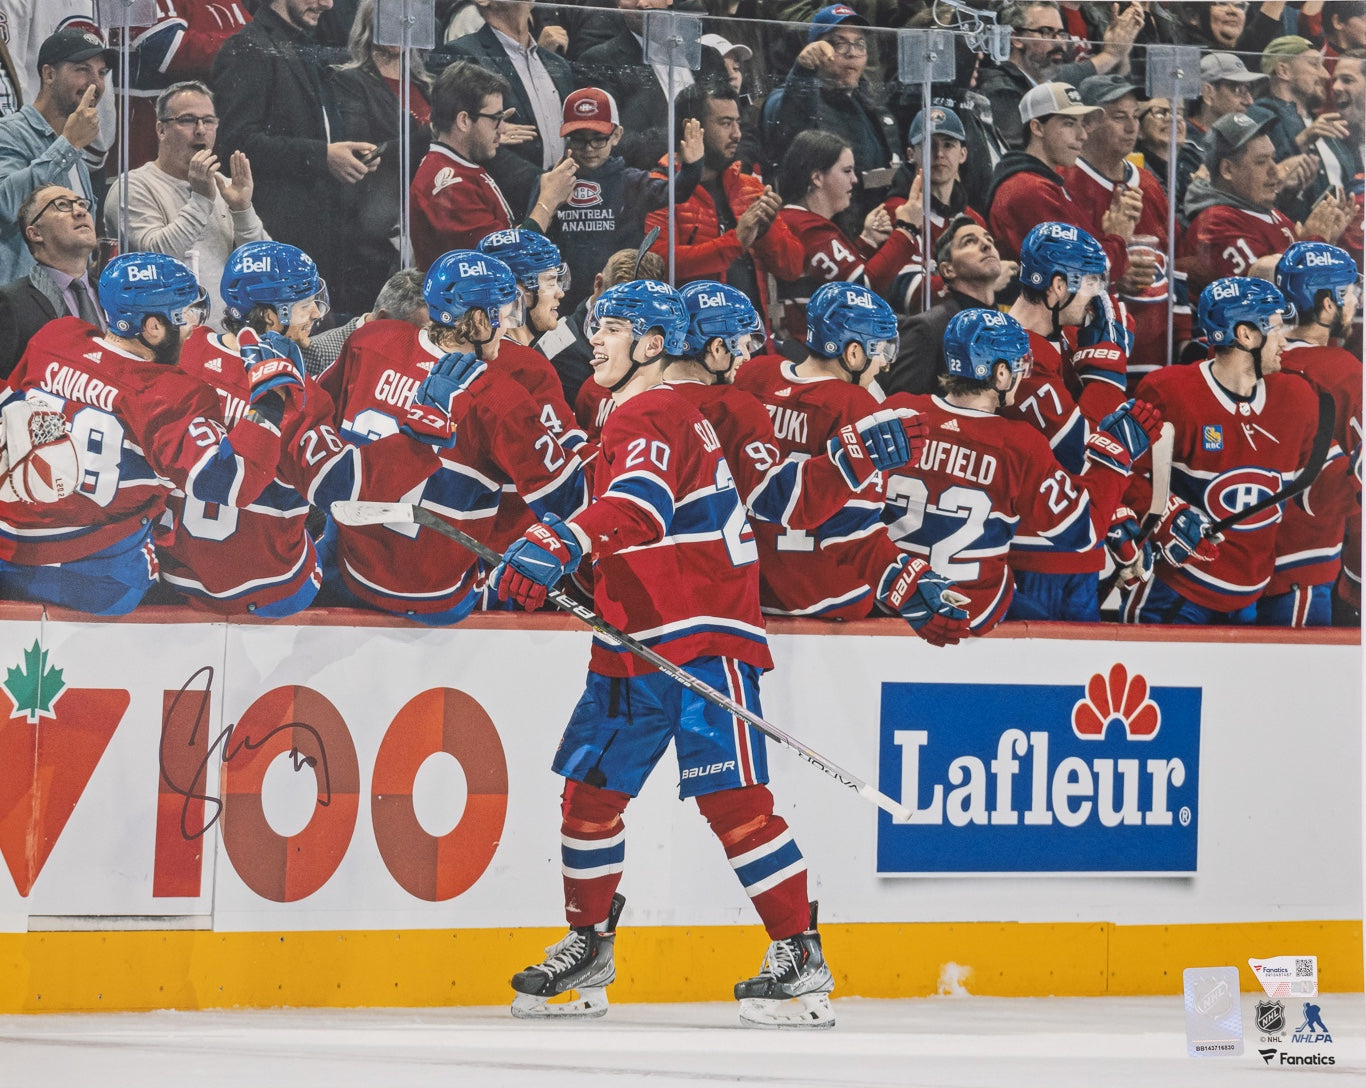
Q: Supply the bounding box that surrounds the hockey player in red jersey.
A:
[1003,222,1139,620]
[1259,242,1362,625]
[317,250,587,623]
[161,241,446,616]
[734,281,970,644]
[0,252,288,614]
[882,308,1162,634]
[492,280,836,1029]
[474,229,586,452]
[673,279,928,531]
[1125,277,1314,624]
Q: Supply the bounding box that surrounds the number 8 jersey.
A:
[0,317,283,567]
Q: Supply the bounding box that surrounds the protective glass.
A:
[727,330,766,358]
[1012,350,1035,380]
[585,311,634,341]
[537,263,572,295]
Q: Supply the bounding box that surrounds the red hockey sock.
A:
[697,786,810,940]
[560,779,632,928]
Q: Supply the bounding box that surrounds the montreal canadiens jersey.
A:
[1267,339,1362,593]
[0,317,280,565]
[734,356,902,618]
[1178,202,1300,298]
[160,327,440,612]
[318,319,587,614]
[1133,359,1320,610]
[570,382,771,676]
[881,392,1124,630]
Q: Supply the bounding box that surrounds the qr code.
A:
[1296,958,1314,977]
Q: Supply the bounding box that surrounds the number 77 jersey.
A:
[880,392,1125,633]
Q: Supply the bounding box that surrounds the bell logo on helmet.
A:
[125,264,160,283]
[1302,250,1336,268]
[483,230,517,246]
[457,260,489,278]
[844,290,875,308]
[697,291,728,309]
[1210,280,1240,301]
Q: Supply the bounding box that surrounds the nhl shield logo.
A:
[1256,1000,1285,1035]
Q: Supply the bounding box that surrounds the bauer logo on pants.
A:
[875,664,1200,873]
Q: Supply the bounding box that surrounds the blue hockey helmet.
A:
[424,249,522,329]
[1019,221,1109,294]
[1274,242,1359,321]
[679,280,764,362]
[221,241,329,328]
[476,228,571,294]
[1198,276,1287,346]
[942,308,1032,382]
[589,279,689,355]
[805,282,898,372]
[99,252,208,336]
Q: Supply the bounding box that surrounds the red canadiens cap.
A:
[561,88,619,137]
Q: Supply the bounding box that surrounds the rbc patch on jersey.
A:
[1202,424,1224,451]
[876,663,1201,873]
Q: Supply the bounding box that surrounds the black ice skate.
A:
[510,893,625,1019]
[733,902,835,1029]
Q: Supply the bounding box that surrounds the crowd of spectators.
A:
[0,0,1362,630]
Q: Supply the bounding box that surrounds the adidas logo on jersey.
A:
[204,357,222,372]
[942,419,959,431]
[83,351,101,363]
[774,387,792,397]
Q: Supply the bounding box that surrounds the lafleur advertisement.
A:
[877,663,1201,874]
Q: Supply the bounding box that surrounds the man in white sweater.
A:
[105,80,268,323]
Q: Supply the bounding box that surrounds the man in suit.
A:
[436,0,576,214]
[0,182,101,377]
[883,216,1005,397]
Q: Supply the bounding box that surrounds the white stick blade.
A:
[329,500,419,527]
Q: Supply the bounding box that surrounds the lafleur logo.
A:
[877,664,1200,873]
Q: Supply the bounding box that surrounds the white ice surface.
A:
[0,995,1361,1088]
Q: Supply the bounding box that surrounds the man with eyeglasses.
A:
[980,0,1145,151]
[0,28,110,286]
[410,60,577,272]
[0,184,101,377]
[765,4,901,219]
[106,81,267,326]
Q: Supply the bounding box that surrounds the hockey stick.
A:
[330,499,914,821]
[632,226,660,278]
[1205,390,1336,538]
[1099,422,1175,599]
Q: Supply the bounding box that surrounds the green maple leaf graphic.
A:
[5,641,65,723]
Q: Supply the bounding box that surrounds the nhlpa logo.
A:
[877,665,1200,873]
[569,180,602,208]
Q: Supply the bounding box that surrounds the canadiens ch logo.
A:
[568,180,602,208]
[1203,467,1284,531]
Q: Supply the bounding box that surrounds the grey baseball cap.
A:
[1200,52,1267,85]
[1204,110,1276,170]
[1078,74,1140,107]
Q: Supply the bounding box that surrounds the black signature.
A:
[158,665,332,840]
